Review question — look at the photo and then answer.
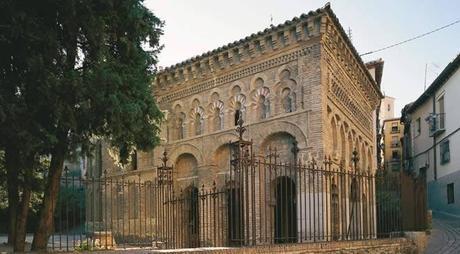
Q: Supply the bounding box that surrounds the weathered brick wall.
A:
[319,13,381,174]
[92,5,383,246]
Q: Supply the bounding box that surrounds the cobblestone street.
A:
[426,212,460,254]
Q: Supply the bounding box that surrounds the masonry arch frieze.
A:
[172,102,184,113]
[169,143,204,167]
[229,81,245,97]
[209,91,220,102]
[213,132,239,146]
[250,73,270,90]
[250,121,307,163]
[276,63,298,80]
[255,121,307,150]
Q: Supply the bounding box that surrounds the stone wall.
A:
[93,4,383,246]
[152,238,416,254]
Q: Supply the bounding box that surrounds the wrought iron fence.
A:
[47,120,403,251]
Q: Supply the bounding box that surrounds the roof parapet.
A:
[154,4,330,91]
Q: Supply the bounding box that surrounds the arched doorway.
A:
[226,182,244,246]
[274,176,297,243]
[174,153,198,182]
[184,186,200,247]
[348,178,359,240]
[261,132,298,163]
[362,193,368,238]
[331,183,340,240]
[214,144,232,172]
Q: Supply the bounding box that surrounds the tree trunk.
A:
[5,147,19,246]
[31,146,66,251]
[14,186,31,252]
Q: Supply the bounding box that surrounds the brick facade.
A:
[94,4,382,247]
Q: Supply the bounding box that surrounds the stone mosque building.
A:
[90,4,383,246]
[107,3,382,185]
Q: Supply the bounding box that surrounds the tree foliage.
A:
[1,0,164,157]
[0,0,164,250]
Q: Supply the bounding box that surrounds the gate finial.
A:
[235,115,246,141]
[158,149,173,185]
[352,149,359,171]
[161,150,168,167]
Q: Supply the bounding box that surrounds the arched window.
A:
[331,119,338,156]
[258,95,270,119]
[348,133,353,167]
[340,126,346,161]
[213,108,223,131]
[367,149,373,171]
[282,88,296,113]
[234,110,241,125]
[264,97,270,118]
[195,113,203,135]
[283,92,295,113]
[234,102,242,126]
[283,95,293,113]
[177,114,185,140]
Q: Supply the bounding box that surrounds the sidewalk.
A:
[425,212,460,254]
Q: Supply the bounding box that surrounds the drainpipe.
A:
[432,96,437,180]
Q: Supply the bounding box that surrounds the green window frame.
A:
[440,140,450,165]
[447,183,454,204]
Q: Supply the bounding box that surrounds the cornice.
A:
[154,4,329,94]
[154,3,382,109]
[321,7,383,102]
[157,44,319,105]
[322,24,381,109]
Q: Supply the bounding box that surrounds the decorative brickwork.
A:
[95,4,383,250]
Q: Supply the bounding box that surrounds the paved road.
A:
[425,212,460,254]
[0,234,87,252]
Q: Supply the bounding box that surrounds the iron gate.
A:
[47,119,403,251]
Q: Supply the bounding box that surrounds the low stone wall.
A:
[152,238,416,254]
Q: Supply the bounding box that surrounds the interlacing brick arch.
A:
[229,86,247,125]
[251,86,271,120]
[189,99,205,136]
[172,104,187,141]
[329,113,372,172]
[274,68,298,114]
[207,93,225,132]
[167,69,304,140]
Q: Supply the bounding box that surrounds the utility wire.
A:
[360,18,460,56]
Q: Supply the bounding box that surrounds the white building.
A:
[379,96,395,124]
[402,54,460,215]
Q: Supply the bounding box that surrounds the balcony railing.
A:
[390,142,400,148]
[390,127,399,133]
[391,155,401,161]
[428,113,446,137]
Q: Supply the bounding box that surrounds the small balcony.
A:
[391,154,401,161]
[428,113,446,137]
[390,142,400,148]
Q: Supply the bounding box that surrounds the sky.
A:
[145,0,460,116]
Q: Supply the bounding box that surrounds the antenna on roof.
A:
[424,63,428,91]
[347,27,353,42]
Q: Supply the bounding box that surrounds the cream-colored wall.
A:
[410,99,434,178]
[382,119,403,171]
[408,67,459,178]
[434,68,460,179]
[408,66,460,214]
